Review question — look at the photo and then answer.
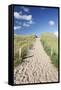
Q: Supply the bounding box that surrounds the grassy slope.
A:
[41,33,58,68]
[14,34,36,67]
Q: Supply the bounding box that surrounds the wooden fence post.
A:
[19,48,21,59]
[51,48,53,57]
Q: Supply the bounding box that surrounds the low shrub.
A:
[14,50,22,67]
[21,44,28,59]
[14,58,22,67]
[51,51,58,68]
[14,35,36,67]
[41,41,51,56]
[41,33,58,68]
[44,45,51,56]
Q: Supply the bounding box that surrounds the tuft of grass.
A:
[14,34,36,67]
[51,50,58,68]
[14,58,22,67]
[41,33,58,68]
[21,44,28,59]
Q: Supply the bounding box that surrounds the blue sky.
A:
[14,6,58,36]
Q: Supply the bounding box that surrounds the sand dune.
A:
[14,38,58,84]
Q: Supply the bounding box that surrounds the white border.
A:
[0,0,61,89]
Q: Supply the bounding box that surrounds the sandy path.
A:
[14,38,58,84]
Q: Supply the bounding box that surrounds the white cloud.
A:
[22,19,35,28]
[21,6,29,12]
[14,12,20,19]
[26,20,35,25]
[28,20,34,24]
[28,20,32,24]
[15,21,21,25]
[49,20,55,26]
[23,23,30,27]
[14,26,21,30]
[19,11,22,14]
[14,12,32,21]
[54,31,58,37]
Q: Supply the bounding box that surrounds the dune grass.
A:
[40,33,58,68]
[14,34,36,67]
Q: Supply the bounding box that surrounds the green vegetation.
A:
[14,34,36,67]
[41,33,58,68]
